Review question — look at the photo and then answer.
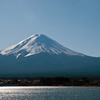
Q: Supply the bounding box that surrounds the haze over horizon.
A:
[0,0,100,57]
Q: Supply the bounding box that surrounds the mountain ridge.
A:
[0,34,100,78]
[0,34,84,58]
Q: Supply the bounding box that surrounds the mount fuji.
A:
[0,34,100,78]
[0,34,84,58]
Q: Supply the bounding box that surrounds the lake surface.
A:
[0,86,100,100]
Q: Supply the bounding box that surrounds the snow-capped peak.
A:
[0,34,84,58]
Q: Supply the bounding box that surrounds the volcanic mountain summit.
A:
[0,34,84,58]
[0,34,100,78]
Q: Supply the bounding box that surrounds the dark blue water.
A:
[0,86,100,100]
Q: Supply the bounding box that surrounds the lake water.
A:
[0,86,100,100]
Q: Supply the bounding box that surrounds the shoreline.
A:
[0,77,100,86]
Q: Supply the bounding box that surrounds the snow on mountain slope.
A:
[0,34,84,58]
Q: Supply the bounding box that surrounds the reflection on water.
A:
[0,86,100,100]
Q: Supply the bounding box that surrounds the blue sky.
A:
[0,0,100,57]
